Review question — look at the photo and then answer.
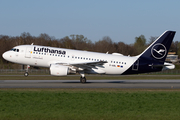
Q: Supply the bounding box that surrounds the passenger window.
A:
[17,49,19,52]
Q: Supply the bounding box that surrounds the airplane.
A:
[2,30,176,83]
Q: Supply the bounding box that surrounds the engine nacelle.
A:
[50,64,69,76]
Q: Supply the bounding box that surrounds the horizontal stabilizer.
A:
[149,62,175,70]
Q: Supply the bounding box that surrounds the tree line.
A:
[0,32,180,68]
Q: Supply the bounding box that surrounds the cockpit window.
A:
[11,48,19,52]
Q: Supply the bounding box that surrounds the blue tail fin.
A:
[122,30,176,75]
[138,30,176,62]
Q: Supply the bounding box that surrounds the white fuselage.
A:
[3,45,138,75]
[2,31,176,83]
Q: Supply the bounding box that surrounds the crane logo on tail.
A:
[151,43,167,59]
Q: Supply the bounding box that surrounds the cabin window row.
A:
[72,56,103,61]
[33,52,66,57]
[33,52,126,64]
[33,52,106,62]
[111,61,126,64]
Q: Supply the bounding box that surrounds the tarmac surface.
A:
[1,80,180,89]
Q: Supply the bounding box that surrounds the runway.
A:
[1,80,180,89]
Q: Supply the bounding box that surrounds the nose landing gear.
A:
[24,72,29,77]
[24,65,30,77]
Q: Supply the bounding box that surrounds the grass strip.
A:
[0,89,180,120]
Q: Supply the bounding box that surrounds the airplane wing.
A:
[71,60,107,66]
[71,60,107,69]
[69,61,108,74]
[54,60,107,71]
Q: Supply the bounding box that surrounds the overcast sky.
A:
[0,0,180,44]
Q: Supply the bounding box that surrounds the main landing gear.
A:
[80,77,86,83]
[79,72,86,83]
[24,65,30,77]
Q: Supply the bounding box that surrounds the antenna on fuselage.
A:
[31,43,34,45]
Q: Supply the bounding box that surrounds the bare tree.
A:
[148,36,158,45]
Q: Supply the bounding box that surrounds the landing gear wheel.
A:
[24,65,30,77]
[80,77,86,83]
[24,72,29,77]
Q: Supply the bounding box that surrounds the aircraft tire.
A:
[24,72,29,77]
[80,77,86,83]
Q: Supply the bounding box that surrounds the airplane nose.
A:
[2,52,9,60]
[2,52,6,59]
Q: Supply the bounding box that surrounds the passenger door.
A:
[25,47,32,58]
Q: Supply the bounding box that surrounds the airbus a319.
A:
[2,31,176,83]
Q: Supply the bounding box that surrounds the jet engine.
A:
[50,64,70,76]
